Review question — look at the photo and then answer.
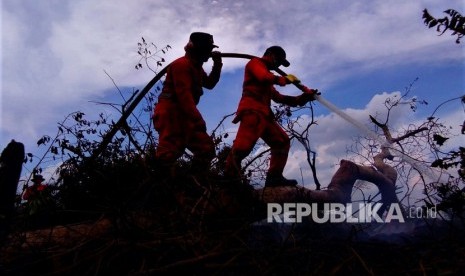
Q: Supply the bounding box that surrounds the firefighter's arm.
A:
[271,88,299,106]
[272,85,317,107]
[271,90,298,107]
[248,58,289,86]
[203,51,223,89]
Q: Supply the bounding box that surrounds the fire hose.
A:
[89,52,437,179]
[91,52,312,159]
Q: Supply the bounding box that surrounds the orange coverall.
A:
[225,57,303,178]
[23,183,46,201]
[153,54,222,170]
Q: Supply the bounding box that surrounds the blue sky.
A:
[2,0,465,200]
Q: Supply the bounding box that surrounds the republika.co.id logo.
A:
[267,203,437,223]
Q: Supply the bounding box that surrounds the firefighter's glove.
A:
[211,51,222,65]
[302,86,318,97]
[285,74,300,84]
[296,86,317,106]
[296,93,313,106]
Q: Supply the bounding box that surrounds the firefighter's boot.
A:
[265,173,298,187]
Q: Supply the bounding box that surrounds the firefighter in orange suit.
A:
[22,174,47,201]
[225,46,317,187]
[153,32,222,175]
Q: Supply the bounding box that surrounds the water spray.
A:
[314,94,436,180]
[314,95,383,144]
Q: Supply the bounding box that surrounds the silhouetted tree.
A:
[423,9,465,44]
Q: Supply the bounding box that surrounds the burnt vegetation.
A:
[1,31,465,275]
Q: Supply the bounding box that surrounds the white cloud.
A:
[1,0,463,202]
[282,91,452,194]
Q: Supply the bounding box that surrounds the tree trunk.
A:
[0,140,25,241]
[256,159,399,216]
